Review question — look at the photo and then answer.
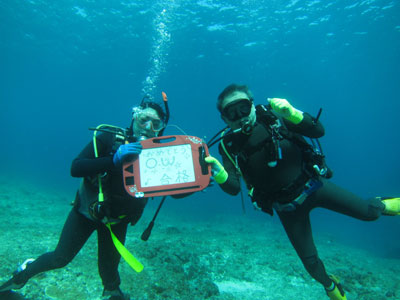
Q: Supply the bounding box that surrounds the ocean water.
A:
[1,0,399,299]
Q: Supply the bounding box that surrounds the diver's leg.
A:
[314,179,384,221]
[277,209,347,299]
[277,209,332,287]
[97,221,129,299]
[0,208,95,291]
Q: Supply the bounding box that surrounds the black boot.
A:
[102,287,130,300]
[0,259,34,292]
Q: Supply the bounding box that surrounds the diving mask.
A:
[133,107,165,133]
[222,99,253,122]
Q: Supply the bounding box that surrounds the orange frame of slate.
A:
[123,135,211,198]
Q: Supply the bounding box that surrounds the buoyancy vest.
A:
[75,125,145,223]
[220,105,332,214]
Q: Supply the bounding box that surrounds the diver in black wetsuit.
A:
[205,83,400,300]
[0,96,169,300]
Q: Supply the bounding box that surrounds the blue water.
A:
[1,0,399,257]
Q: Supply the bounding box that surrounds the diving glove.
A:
[268,98,304,124]
[113,142,142,166]
[205,156,228,184]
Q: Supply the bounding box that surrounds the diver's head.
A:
[131,99,167,139]
[218,84,256,133]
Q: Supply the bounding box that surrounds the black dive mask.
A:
[222,99,253,122]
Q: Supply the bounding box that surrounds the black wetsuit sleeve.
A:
[70,134,115,178]
[217,145,241,195]
[283,112,325,138]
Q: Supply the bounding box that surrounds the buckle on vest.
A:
[274,178,322,212]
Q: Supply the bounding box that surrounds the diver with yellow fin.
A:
[206,83,400,300]
[0,93,170,300]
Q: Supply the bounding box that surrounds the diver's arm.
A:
[268,98,324,138]
[284,112,325,138]
[216,147,241,195]
[70,134,114,178]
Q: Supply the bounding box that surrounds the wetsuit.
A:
[15,131,147,291]
[218,106,384,287]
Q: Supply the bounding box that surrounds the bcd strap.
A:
[257,105,332,178]
[92,124,143,273]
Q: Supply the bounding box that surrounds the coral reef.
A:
[0,181,399,300]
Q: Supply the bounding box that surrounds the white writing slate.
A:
[138,144,195,187]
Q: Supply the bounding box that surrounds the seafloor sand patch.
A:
[216,280,264,293]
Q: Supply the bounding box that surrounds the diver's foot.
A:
[325,275,347,300]
[0,277,26,293]
[380,197,400,216]
[0,258,34,292]
[102,287,130,300]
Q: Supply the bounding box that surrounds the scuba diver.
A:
[0,94,170,300]
[205,83,400,300]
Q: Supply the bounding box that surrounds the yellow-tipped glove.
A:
[205,156,228,184]
[268,98,304,124]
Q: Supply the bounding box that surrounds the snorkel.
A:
[161,91,170,125]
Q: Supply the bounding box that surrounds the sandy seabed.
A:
[0,180,399,300]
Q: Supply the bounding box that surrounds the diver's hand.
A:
[113,142,143,166]
[268,98,304,124]
[205,156,228,184]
